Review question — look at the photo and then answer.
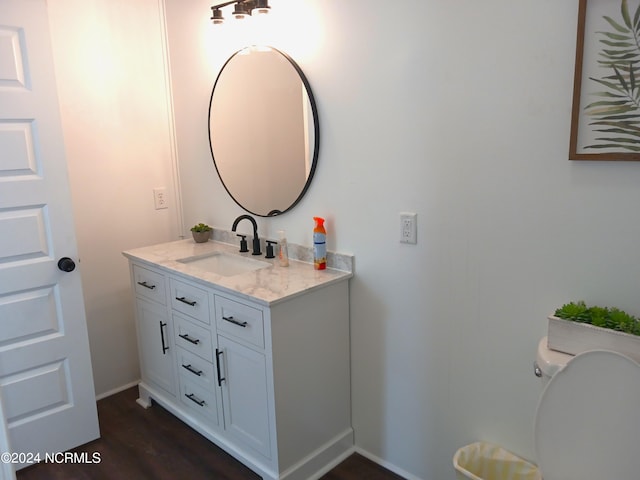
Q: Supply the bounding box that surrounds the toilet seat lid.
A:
[534,350,640,480]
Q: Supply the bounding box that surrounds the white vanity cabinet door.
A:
[135,298,175,396]
[218,335,271,459]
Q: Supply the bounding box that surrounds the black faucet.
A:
[231,214,262,255]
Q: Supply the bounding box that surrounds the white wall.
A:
[47,0,180,396]
[166,1,640,479]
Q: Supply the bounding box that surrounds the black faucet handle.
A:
[252,236,262,256]
[236,234,249,253]
[265,240,277,259]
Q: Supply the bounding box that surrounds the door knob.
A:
[57,257,76,272]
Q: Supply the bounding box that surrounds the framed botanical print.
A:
[570,0,640,160]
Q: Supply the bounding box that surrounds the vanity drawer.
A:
[133,265,166,304]
[170,277,210,325]
[174,313,213,362]
[176,346,216,390]
[215,295,264,348]
[178,375,219,423]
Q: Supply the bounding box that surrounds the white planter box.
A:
[547,315,640,363]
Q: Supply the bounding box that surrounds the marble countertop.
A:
[123,239,353,306]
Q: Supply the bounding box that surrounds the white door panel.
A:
[0,0,100,469]
[219,336,271,458]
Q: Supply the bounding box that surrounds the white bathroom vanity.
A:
[123,239,353,480]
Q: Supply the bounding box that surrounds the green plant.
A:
[190,223,212,233]
[555,301,640,336]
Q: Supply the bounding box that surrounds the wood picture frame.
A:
[569,0,640,160]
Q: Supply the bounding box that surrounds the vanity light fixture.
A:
[210,0,271,25]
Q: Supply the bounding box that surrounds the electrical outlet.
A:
[153,187,168,210]
[400,212,417,244]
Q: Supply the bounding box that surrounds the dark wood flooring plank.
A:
[16,386,402,480]
[320,453,406,480]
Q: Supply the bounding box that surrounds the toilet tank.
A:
[535,337,572,386]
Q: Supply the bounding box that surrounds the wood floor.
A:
[17,386,404,480]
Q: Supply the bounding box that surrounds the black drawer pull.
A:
[182,364,203,376]
[185,393,206,407]
[137,281,156,290]
[176,296,197,306]
[223,315,248,328]
[179,333,200,345]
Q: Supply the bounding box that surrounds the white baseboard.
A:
[354,447,423,480]
[286,429,354,480]
[95,380,140,401]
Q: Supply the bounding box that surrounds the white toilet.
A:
[534,337,640,480]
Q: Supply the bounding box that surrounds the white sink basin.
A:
[177,252,270,277]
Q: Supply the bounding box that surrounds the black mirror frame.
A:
[207,46,320,217]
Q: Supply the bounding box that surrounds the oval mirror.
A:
[208,46,319,217]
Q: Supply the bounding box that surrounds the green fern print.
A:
[584,0,640,152]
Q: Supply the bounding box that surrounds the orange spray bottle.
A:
[313,217,327,270]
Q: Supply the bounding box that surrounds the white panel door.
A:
[0,0,100,469]
[0,395,13,480]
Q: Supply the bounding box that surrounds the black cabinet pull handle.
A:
[159,321,169,354]
[182,364,203,376]
[137,281,156,290]
[185,393,206,407]
[216,349,225,387]
[178,333,200,345]
[176,296,196,307]
[223,315,248,328]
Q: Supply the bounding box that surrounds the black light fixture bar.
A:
[210,0,270,25]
